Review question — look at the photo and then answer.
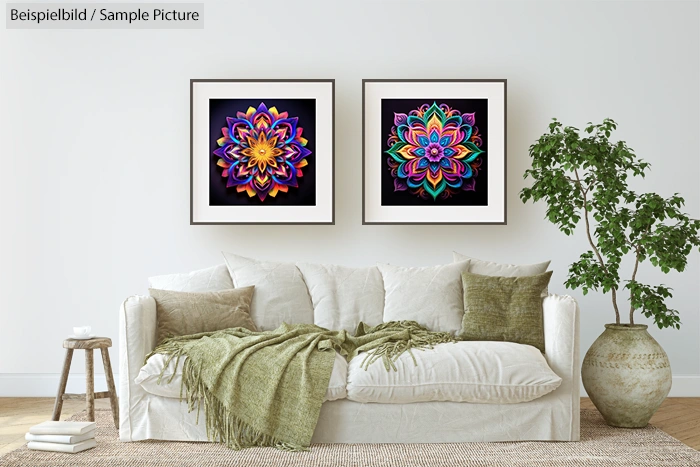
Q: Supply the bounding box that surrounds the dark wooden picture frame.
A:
[362,79,507,225]
[190,79,335,225]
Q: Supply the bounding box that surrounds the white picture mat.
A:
[192,81,333,223]
[364,81,505,224]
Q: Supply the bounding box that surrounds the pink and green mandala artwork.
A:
[386,102,484,200]
[213,102,311,202]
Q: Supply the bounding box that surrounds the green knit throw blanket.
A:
[148,320,454,451]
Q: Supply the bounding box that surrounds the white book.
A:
[27,438,97,454]
[29,421,96,436]
[25,429,96,444]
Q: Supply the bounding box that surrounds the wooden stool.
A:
[51,337,119,429]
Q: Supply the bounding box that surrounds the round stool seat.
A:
[63,337,112,350]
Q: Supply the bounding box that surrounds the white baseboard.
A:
[667,376,700,397]
[0,373,121,397]
[579,375,700,397]
[1,373,698,397]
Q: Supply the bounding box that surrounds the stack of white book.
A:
[26,421,97,453]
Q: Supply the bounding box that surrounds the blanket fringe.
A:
[150,340,308,451]
[360,321,456,371]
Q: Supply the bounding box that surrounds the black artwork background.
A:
[380,98,488,206]
[209,98,316,206]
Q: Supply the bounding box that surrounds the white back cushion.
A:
[453,252,551,296]
[377,260,470,333]
[297,263,384,333]
[222,253,313,330]
[148,264,233,292]
[453,252,550,276]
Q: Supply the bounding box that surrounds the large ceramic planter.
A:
[581,324,671,428]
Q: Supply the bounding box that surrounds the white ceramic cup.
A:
[73,326,92,337]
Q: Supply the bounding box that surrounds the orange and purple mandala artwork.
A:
[213,102,311,202]
[386,102,484,201]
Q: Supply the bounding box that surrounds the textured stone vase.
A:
[582,324,671,428]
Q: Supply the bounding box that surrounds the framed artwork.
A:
[362,79,506,224]
[191,79,334,224]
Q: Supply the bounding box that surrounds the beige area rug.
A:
[1,409,699,467]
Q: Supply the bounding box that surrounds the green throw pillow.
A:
[459,271,552,352]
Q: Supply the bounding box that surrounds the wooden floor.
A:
[581,397,700,450]
[0,398,698,455]
[0,398,111,456]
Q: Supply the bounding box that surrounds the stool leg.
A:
[85,349,95,422]
[100,347,119,429]
[51,349,73,421]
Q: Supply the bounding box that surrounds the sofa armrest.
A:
[543,293,580,440]
[118,295,157,441]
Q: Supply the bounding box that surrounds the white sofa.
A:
[119,267,580,444]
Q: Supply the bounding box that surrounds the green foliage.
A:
[625,281,679,330]
[520,118,700,329]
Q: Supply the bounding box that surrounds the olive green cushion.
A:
[459,271,552,352]
[150,286,257,343]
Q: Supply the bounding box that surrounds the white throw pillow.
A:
[453,252,551,296]
[346,341,561,404]
[453,252,550,276]
[377,260,470,333]
[222,253,314,330]
[148,264,233,292]
[136,351,348,402]
[297,263,384,333]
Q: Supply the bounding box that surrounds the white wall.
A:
[1,0,698,396]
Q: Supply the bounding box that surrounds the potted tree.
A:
[520,119,700,428]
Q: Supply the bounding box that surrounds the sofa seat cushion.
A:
[346,341,562,404]
[135,350,348,402]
